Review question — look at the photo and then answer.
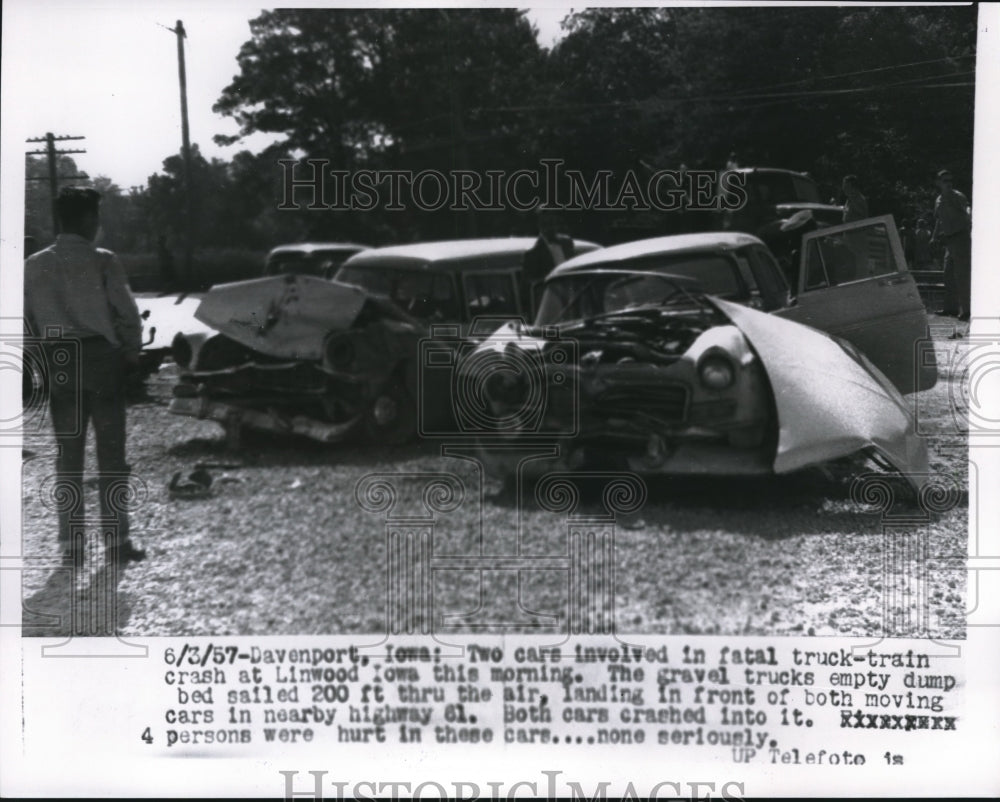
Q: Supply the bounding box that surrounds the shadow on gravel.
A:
[22,558,134,638]
[167,432,440,469]
[489,470,958,541]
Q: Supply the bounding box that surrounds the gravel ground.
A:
[20,316,969,638]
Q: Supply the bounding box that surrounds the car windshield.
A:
[536,253,742,325]
[336,265,460,321]
[536,272,702,325]
[266,249,358,277]
[749,172,822,204]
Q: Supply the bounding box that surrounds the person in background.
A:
[522,205,575,317]
[931,169,972,321]
[841,175,869,222]
[24,187,147,567]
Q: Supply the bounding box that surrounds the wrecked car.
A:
[461,216,937,488]
[167,237,600,446]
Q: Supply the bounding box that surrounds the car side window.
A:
[463,272,520,318]
[801,221,899,293]
[803,239,831,290]
[336,266,459,321]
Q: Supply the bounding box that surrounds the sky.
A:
[2,1,572,190]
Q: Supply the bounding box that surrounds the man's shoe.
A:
[106,541,146,565]
[936,309,959,316]
[958,312,970,321]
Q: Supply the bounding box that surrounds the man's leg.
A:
[87,342,144,562]
[950,234,973,320]
[47,343,89,560]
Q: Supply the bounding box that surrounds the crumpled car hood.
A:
[195,275,368,361]
[711,298,929,487]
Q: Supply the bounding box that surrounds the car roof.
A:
[267,242,369,258]
[549,232,764,276]
[728,167,813,179]
[342,237,603,271]
[773,201,843,211]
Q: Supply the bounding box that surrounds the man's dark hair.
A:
[843,174,859,188]
[55,187,101,229]
[937,169,953,181]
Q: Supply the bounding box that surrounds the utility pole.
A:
[440,10,475,237]
[25,133,88,236]
[169,19,194,284]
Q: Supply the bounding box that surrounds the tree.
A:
[24,154,83,244]
[214,10,393,165]
[213,9,547,239]
[548,5,975,227]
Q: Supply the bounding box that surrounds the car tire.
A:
[364,379,417,446]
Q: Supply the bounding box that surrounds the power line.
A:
[724,53,975,97]
[477,72,975,115]
[25,133,88,235]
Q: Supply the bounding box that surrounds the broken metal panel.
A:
[194,275,369,361]
[711,298,929,486]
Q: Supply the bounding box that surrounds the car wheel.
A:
[364,380,417,445]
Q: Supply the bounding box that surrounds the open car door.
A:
[775,215,936,395]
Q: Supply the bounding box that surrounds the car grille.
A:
[591,384,688,422]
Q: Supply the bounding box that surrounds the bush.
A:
[118,248,267,293]
[186,248,267,289]
[118,253,165,293]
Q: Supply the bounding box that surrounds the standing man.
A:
[841,175,869,222]
[24,187,147,567]
[522,205,575,318]
[932,169,972,321]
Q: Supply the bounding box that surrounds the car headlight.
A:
[697,353,735,391]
